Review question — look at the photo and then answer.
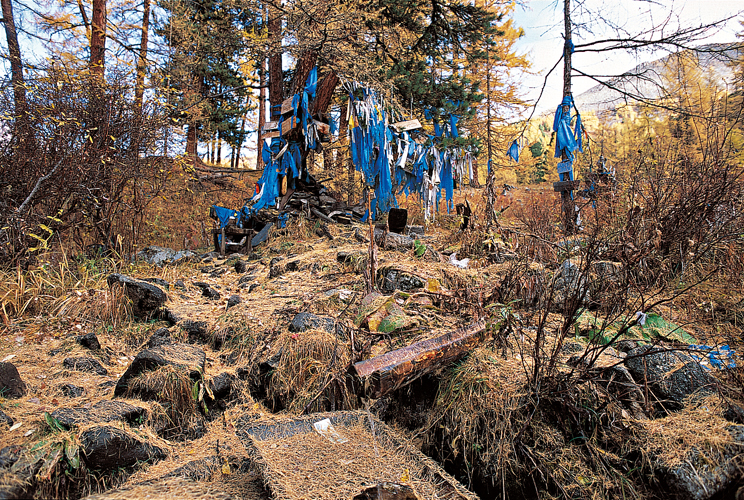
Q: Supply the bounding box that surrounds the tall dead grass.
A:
[267,329,354,413]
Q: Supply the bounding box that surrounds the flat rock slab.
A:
[63,357,108,376]
[0,362,27,398]
[376,267,426,293]
[51,400,146,429]
[136,246,196,266]
[374,228,414,250]
[108,273,168,318]
[289,312,337,335]
[80,425,166,471]
[114,343,206,397]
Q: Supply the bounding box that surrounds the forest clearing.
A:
[2,0,744,498]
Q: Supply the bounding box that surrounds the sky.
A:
[510,0,744,115]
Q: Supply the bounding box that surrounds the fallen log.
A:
[353,319,487,398]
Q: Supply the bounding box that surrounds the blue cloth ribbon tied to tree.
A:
[507,140,520,162]
[553,95,583,160]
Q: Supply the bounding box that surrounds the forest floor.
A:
[2,174,744,500]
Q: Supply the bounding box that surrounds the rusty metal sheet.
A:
[353,319,487,398]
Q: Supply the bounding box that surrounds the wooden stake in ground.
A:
[366,191,377,294]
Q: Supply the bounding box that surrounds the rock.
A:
[374,228,414,250]
[209,268,227,278]
[146,328,174,348]
[237,274,255,286]
[163,309,211,344]
[561,341,585,355]
[63,357,108,376]
[199,251,220,262]
[553,259,588,303]
[625,346,714,410]
[289,312,337,335]
[0,409,13,427]
[376,267,426,293]
[60,383,85,398]
[656,424,744,500]
[0,362,27,398]
[51,400,146,429]
[614,340,638,353]
[142,277,171,289]
[114,343,206,398]
[724,404,744,424]
[194,281,220,300]
[0,445,22,469]
[136,246,195,266]
[407,225,425,236]
[107,274,168,318]
[227,295,241,309]
[76,332,101,351]
[80,425,166,470]
[234,259,250,274]
[270,258,302,278]
[209,372,236,399]
[173,280,186,290]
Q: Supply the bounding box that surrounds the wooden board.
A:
[260,131,280,142]
[553,180,582,192]
[391,119,422,132]
[281,96,295,115]
[262,120,279,133]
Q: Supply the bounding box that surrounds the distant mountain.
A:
[573,43,742,113]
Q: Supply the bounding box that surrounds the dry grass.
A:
[126,365,203,439]
[267,328,353,413]
[244,411,478,500]
[630,395,741,468]
[82,477,235,500]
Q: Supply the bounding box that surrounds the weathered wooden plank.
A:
[391,119,422,132]
[262,120,279,132]
[259,131,280,142]
[553,180,581,192]
[281,96,295,115]
[353,319,487,398]
[280,115,299,135]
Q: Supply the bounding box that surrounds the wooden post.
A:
[366,191,377,294]
[561,0,577,235]
[220,227,226,257]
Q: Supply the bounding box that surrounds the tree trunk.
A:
[216,132,222,165]
[471,158,480,187]
[561,0,577,235]
[268,5,283,120]
[133,0,150,120]
[353,319,487,398]
[291,51,318,96]
[90,0,106,82]
[1,0,33,147]
[256,6,267,169]
[237,112,246,169]
[186,123,198,161]
[312,71,339,115]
